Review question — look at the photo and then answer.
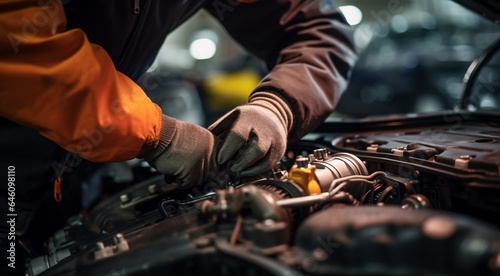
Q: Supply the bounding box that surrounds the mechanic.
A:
[0,0,356,252]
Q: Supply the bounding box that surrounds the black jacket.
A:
[64,0,357,140]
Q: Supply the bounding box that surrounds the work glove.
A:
[141,115,219,189]
[209,92,294,177]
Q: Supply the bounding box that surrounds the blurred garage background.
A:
[138,0,499,126]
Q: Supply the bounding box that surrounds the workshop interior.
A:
[2,0,500,275]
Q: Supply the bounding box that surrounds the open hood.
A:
[454,0,500,22]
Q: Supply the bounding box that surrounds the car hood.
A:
[454,0,500,21]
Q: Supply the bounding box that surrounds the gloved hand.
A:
[209,92,294,177]
[141,115,219,188]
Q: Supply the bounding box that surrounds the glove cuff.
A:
[248,92,294,133]
[139,115,178,161]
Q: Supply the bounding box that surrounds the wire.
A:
[214,237,300,276]
[458,37,500,110]
[230,215,243,246]
[327,172,387,198]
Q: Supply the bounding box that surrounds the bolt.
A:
[114,233,129,252]
[263,219,275,226]
[95,242,105,251]
[147,184,157,194]
[313,247,328,261]
[273,170,288,180]
[313,148,329,160]
[460,155,471,159]
[412,170,421,179]
[114,233,125,244]
[296,156,309,168]
[308,154,315,163]
[120,194,129,204]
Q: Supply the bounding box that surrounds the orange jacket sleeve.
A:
[0,0,163,162]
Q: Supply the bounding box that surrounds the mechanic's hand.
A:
[209,93,294,177]
[141,115,219,188]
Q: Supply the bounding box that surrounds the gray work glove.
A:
[209,92,294,177]
[141,115,219,188]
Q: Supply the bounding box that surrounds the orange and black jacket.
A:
[0,0,357,163]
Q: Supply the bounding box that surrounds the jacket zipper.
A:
[134,0,140,14]
[51,152,76,203]
[117,0,145,70]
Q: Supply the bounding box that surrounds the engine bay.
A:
[26,112,500,276]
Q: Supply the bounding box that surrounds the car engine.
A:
[25,111,500,275]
